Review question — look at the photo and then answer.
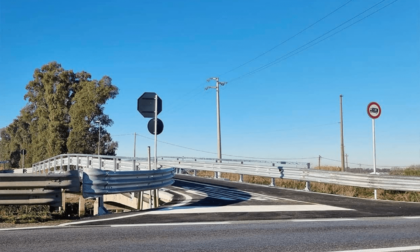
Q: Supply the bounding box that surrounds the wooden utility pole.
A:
[340,95,345,172]
[318,155,321,168]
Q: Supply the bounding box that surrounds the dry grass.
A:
[390,165,420,176]
[195,165,420,202]
[0,205,54,224]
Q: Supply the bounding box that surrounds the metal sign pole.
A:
[148,146,152,209]
[154,95,158,170]
[154,95,159,208]
[372,118,377,200]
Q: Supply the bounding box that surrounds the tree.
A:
[67,72,119,154]
[0,62,119,168]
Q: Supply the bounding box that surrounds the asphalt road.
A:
[64,174,420,226]
[2,175,420,251]
[1,218,420,252]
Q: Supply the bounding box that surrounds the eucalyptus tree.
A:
[0,62,119,167]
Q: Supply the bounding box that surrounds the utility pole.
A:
[206,77,227,178]
[134,132,136,158]
[345,153,349,170]
[345,153,349,168]
[318,155,321,168]
[340,95,345,172]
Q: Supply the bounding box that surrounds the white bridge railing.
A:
[31,154,420,194]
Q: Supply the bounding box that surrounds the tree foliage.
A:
[0,62,119,168]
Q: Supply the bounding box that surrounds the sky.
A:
[0,0,419,168]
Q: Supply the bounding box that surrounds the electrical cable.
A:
[163,1,355,114]
[228,0,398,83]
[219,0,354,76]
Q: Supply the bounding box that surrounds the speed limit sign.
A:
[367,102,381,119]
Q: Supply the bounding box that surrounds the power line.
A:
[228,0,398,83]
[132,132,317,160]
[219,0,354,76]
[163,1,355,115]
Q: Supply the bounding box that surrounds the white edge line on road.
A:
[111,221,232,228]
[0,226,56,231]
[403,216,420,219]
[58,189,193,227]
[330,245,420,252]
[292,218,356,222]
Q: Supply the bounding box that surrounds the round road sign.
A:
[147,118,164,135]
[367,102,381,119]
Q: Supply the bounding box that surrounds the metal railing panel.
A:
[0,170,80,192]
[83,168,175,198]
[0,189,62,206]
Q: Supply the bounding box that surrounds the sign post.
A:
[138,92,163,208]
[154,94,158,170]
[367,102,381,200]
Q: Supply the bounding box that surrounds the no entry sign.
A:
[367,102,381,119]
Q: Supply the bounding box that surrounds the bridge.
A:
[1,153,420,251]
[1,153,419,215]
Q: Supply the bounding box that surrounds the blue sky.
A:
[1,0,419,168]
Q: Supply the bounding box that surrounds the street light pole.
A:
[206,77,227,178]
[96,120,101,155]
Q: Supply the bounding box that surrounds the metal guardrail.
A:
[284,168,420,192]
[159,160,286,178]
[158,156,308,167]
[32,154,150,173]
[83,168,175,198]
[158,160,420,192]
[0,189,62,206]
[0,170,79,206]
[30,154,420,193]
[0,170,80,192]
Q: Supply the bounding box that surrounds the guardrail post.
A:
[68,156,70,171]
[61,189,66,214]
[99,156,102,170]
[138,191,144,210]
[270,178,275,187]
[48,159,51,173]
[87,156,89,169]
[60,156,63,172]
[79,195,85,217]
[76,156,79,171]
[94,195,108,215]
[193,169,196,176]
[239,174,243,183]
[113,158,117,172]
[304,163,311,192]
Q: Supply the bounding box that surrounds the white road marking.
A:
[0,226,56,231]
[176,178,307,203]
[145,204,353,215]
[59,189,193,226]
[111,221,231,228]
[291,218,356,222]
[403,216,420,219]
[330,245,420,252]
